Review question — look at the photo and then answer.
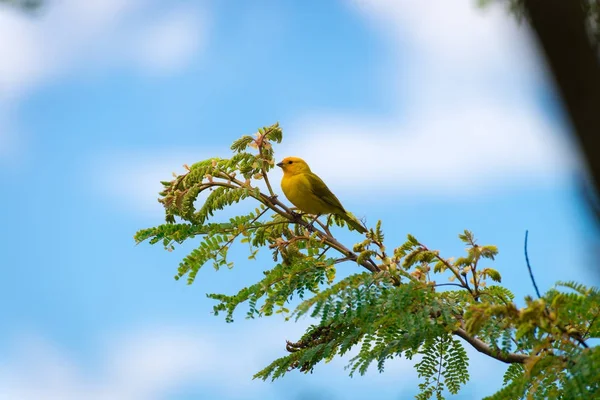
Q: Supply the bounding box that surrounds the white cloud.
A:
[92,149,221,216]
[271,0,577,198]
[0,10,44,100]
[278,100,575,198]
[0,308,520,400]
[0,0,207,158]
[132,9,205,74]
[0,320,428,400]
[2,321,509,400]
[0,0,207,99]
[0,322,297,400]
[96,98,576,217]
[349,0,545,93]
[92,1,578,215]
[93,147,278,218]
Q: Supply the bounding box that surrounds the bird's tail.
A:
[340,212,367,234]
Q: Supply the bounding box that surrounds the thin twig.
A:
[470,250,480,300]
[334,256,353,264]
[316,246,332,260]
[257,140,276,198]
[427,246,474,298]
[216,207,269,254]
[524,231,588,348]
[433,283,468,290]
[524,230,542,299]
[462,273,472,294]
[574,335,590,349]
[315,218,332,236]
[208,220,291,235]
[582,308,600,339]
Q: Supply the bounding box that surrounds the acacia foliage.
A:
[135,124,600,399]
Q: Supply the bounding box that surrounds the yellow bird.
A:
[276,156,367,234]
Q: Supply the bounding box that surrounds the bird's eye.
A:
[288,161,293,164]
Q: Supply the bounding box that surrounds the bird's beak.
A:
[276,162,283,168]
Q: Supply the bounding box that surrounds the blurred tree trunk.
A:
[523,0,600,223]
[0,0,42,11]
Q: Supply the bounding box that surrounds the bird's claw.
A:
[288,210,314,233]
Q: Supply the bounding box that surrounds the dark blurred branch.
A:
[523,0,600,224]
[0,0,42,11]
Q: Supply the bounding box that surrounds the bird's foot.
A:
[290,210,302,220]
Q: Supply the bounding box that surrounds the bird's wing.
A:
[305,172,346,213]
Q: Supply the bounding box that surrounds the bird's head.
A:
[276,156,311,175]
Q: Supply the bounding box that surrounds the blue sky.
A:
[1,0,598,399]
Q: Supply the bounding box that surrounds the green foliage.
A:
[208,254,337,323]
[254,277,450,382]
[415,336,469,400]
[563,346,600,397]
[136,124,599,399]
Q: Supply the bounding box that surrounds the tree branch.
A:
[232,176,381,275]
[453,328,529,364]
[256,138,276,198]
[207,168,382,276]
[432,251,475,299]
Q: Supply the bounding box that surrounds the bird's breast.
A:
[281,174,324,214]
